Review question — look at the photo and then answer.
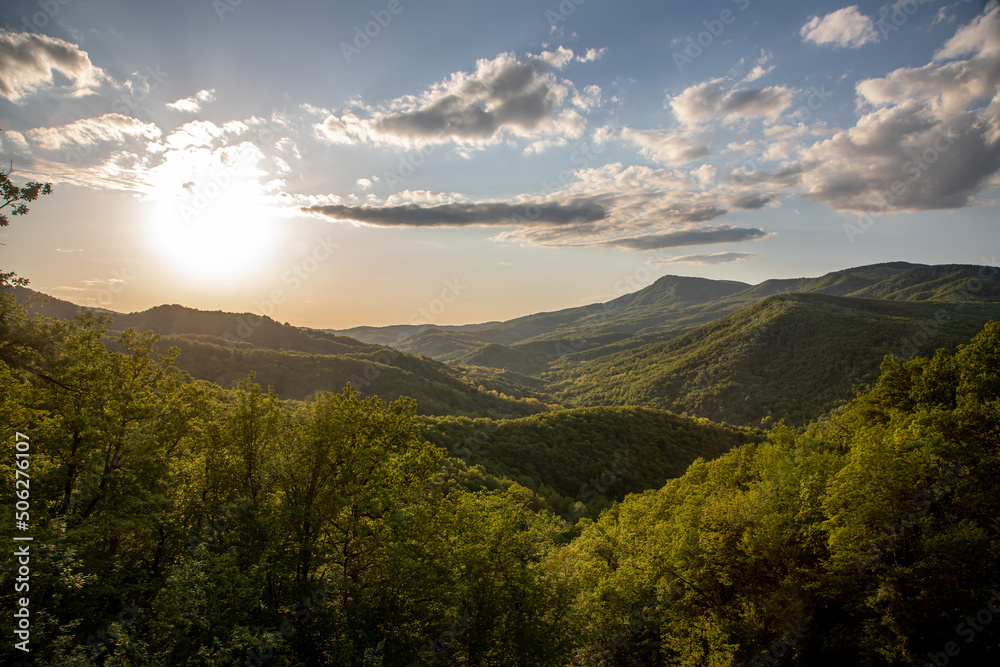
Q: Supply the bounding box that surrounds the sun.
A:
[145,158,281,282]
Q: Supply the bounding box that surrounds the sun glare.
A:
[144,146,282,282]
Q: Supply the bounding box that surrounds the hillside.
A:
[544,293,1000,425]
[13,261,999,426]
[418,406,758,510]
[156,334,553,417]
[12,289,555,417]
[335,262,1000,361]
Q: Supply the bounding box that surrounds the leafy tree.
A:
[1,163,52,287]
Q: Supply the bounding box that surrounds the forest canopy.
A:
[1,287,999,665]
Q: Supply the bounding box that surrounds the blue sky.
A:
[1,0,998,327]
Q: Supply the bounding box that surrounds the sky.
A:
[1,0,998,329]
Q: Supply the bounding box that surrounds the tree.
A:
[1,161,52,287]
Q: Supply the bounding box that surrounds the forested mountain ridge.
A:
[543,292,1000,426]
[332,262,1000,359]
[556,321,1000,665]
[12,288,556,418]
[418,406,759,514]
[3,277,998,665]
[15,262,1000,427]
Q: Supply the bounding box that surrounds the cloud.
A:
[0,30,108,101]
[0,130,29,153]
[794,5,1000,212]
[742,50,775,83]
[599,226,771,250]
[744,64,775,82]
[731,192,777,209]
[730,163,806,186]
[539,46,575,68]
[163,120,225,150]
[356,177,373,190]
[166,88,216,113]
[316,50,590,148]
[652,251,759,265]
[621,127,711,165]
[26,113,161,150]
[302,200,606,227]
[484,161,784,249]
[17,151,155,192]
[800,6,880,49]
[576,47,607,62]
[669,79,794,126]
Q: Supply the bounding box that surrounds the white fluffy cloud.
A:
[669,79,794,126]
[0,30,108,101]
[166,89,217,113]
[163,120,226,150]
[800,6,880,49]
[26,114,161,150]
[621,127,710,166]
[795,5,1000,212]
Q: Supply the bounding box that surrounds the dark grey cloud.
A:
[600,225,770,250]
[652,251,759,265]
[801,116,1000,211]
[303,200,606,227]
[680,205,728,222]
[718,88,795,117]
[320,50,587,147]
[732,193,777,209]
[670,79,793,126]
[729,164,806,186]
[372,58,559,141]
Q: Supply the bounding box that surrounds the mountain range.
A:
[15,261,1000,426]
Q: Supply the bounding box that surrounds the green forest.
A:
[2,286,1000,665]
